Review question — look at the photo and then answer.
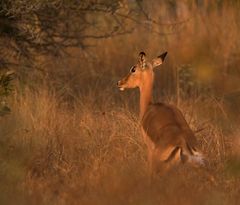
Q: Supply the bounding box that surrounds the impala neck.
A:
[139,74,154,120]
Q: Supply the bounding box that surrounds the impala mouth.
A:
[118,84,125,91]
[117,80,125,91]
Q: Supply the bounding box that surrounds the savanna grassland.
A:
[1,1,240,205]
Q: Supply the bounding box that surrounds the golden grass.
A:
[0,86,239,205]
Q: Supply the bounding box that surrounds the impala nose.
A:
[117,80,124,91]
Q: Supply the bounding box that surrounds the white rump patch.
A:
[188,151,205,166]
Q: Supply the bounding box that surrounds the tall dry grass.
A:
[1,1,240,205]
[0,86,239,205]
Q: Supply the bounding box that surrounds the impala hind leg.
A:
[150,147,181,179]
[147,149,153,175]
[150,158,174,183]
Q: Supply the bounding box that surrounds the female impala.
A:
[117,52,204,176]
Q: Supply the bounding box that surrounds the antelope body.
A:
[118,52,204,176]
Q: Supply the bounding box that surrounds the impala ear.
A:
[152,51,168,68]
[138,51,146,69]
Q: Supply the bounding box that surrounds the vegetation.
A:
[0,0,240,204]
[0,70,14,116]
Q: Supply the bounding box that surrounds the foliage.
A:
[0,71,14,116]
[0,0,144,69]
[178,64,212,100]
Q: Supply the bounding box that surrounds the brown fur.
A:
[118,52,201,176]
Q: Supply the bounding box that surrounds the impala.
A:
[117,51,204,176]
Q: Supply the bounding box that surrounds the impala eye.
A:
[130,66,136,73]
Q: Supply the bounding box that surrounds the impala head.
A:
[117,51,168,91]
